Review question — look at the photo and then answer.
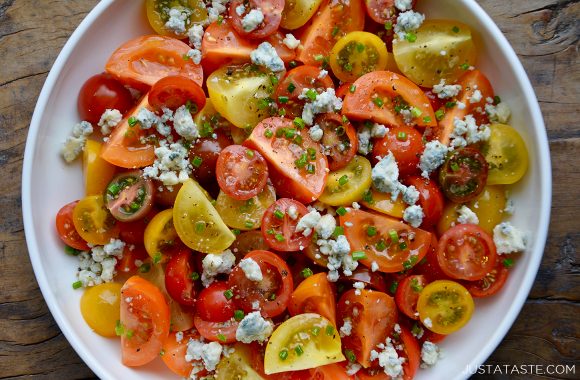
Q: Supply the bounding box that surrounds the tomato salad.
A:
[56,0,530,378]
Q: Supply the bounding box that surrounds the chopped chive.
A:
[411,107,422,118]
[115,320,124,336]
[435,109,445,120]
[190,272,200,280]
[159,349,165,357]
[266,228,275,235]
[376,239,387,251]
[128,116,138,127]
[234,310,245,321]
[275,233,285,242]
[405,32,417,42]
[349,84,356,93]
[139,263,151,273]
[356,43,365,53]
[270,75,279,86]
[366,226,377,237]
[311,326,321,336]
[389,229,399,242]
[345,349,356,362]
[325,325,335,336]
[278,107,286,116]
[397,131,407,141]
[337,207,347,216]
[278,96,289,104]
[295,345,304,356]
[343,62,353,72]
[295,153,308,168]
[279,349,289,360]
[293,117,305,129]
[72,281,83,289]
[264,129,273,138]
[287,82,296,93]
[301,268,313,278]
[423,116,432,123]
[445,101,456,109]
[223,289,234,300]
[338,174,349,186]
[107,182,121,196]
[64,246,82,256]
[461,63,470,70]
[244,220,254,229]
[274,209,285,219]
[333,226,344,237]
[289,60,298,68]
[314,54,324,61]
[305,89,318,101]
[450,161,460,172]
[352,251,367,260]
[452,25,460,33]
[232,229,241,235]
[372,97,384,108]
[192,156,203,168]
[385,21,393,30]
[306,148,316,161]
[390,280,399,293]
[411,277,423,292]
[217,15,224,25]
[246,149,255,158]
[402,255,417,271]
[285,128,296,139]
[411,323,423,337]
[306,164,316,174]
[195,221,206,233]
[503,258,514,268]
[362,189,373,203]
[494,95,502,105]
[400,242,409,251]
[126,329,134,339]
[342,115,349,123]
[294,135,303,144]
[269,293,277,300]
[331,26,340,37]
[153,252,162,264]
[217,333,226,342]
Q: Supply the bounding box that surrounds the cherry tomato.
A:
[72,195,120,245]
[77,72,133,124]
[244,117,329,203]
[343,71,436,128]
[413,234,450,282]
[288,272,337,326]
[104,170,154,222]
[404,176,444,228]
[317,113,359,171]
[161,331,198,377]
[148,75,206,112]
[364,0,397,24]
[56,201,90,250]
[230,230,271,260]
[120,276,170,366]
[196,281,235,322]
[229,0,284,39]
[398,325,421,380]
[343,266,388,293]
[483,123,529,185]
[310,362,353,379]
[145,0,208,38]
[274,65,335,119]
[280,0,324,30]
[337,289,398,367]
[193,313,239,343]
[372,126,424,176]
[464,261,509,298]
[118,208,159,246]
[437,224,497,281]
[228,250,294,318]
[188,130,232,186]
[165,249,197,307]
[261,198,311,252]
[216,145,269,201]
[106,35,203,90]
[83,140,116,196]
[439,147,488,203]
[115,244,149,274]
[395,275,427,320]
[80,282,122,337]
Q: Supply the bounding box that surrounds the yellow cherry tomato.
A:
[417,280,475,335]
[194,98,235,137]
[145,0,208,38]
[207,64,282,129]
[281,0,324,30]
[80,282,122,337]
[264,313,345,374]
[393,20,477,88]
[83,140,116,196]
[173,179,235,253]
[73,195,119,245]
[329,31,389,83]
[216,343,265,380]
[144,209,179,261]
[482,123,529,185]
[319,156,372,206]
[215,184,276,230]
[360,189,406,219]
[437,186,506,236]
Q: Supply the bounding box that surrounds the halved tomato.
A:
[395,275,427,320]
[161,331,198,377]
[106,35,203,90]
[372,125,424,176]
[104,170,155,222]
[72,195,120,246]
[404,176,444,228]
[216,145,269,201]
[288,272,336,326]
[439,147,488,203]
[56,201,90,250]
[148,75,206,112]
[316,113,358,171]
[164,249,197,307]
[261,198,311,252]
[83,140,116,196]
[464,261,509,298]
[229,0,284,39]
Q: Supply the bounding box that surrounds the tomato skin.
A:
[161,331,197,377]
[216,145,269,201]
[399,325,421,380]
[148,75,206,112]
[288,272,337,326]
[372,126,423,176]
[437,224,497,281]
[344,266,388,293]
[104,170,155,222]
[56,201,90,250]
[106,35,203,90]
[464,261,509,298]
[404,176,444,228]
[118,208,159,246]
[228,250,294,318]
[189,130,233,186]
[395,275,427,320]
[413,234,450,282]
[80,282,122,337]
[310,362,353,379]
[229,0,284,39]
[343,71,436,128]
[364,0,396,24]
[115,244,149,274]
[317,113,359,171]
[77,73,133,124]
[231,230,271,259]
[261,198,311,252]
[120,276,171,367]
[439,147,488,203]
[337,289,398,368]
[165,250,197,307]
[194,314,239,343]
[73,195,120,246]
[196,281,235,322]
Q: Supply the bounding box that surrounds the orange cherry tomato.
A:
[310,362,353,379]
[120,276,171,367]
[261,198,311,252]
[148,75,206,112]
[343,71,436,128]
[106,35,203,90]
[161,331,199,377]
[193,314,239,344]
[288,272,337,326]
[316,113,359,171]
[55,200,90,250]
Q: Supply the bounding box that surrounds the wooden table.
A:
[0,1,577,378]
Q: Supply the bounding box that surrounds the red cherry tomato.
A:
[399,325,421,380]
[118,208,159,245]
[372,126,424,176]
[439,147,489,203]
[216,145,269,201]
[55,201,90,250]
[148,75,206,112]
[316,113,359,171]
[77,72,133,124]
[189,130,233,186]
[437,224,497,281]
[395,275,427,320]
[229,0,284,40]
[227,250,293,318]
[364,0,396,24]
[195,281,236,323]
[161,331,202,377]
[464,261,509,298]
[115,244,149,274]
[261,198,311,252]
[413,234,450,282]
[404,176,444,228]
[343,266,388,293]
[193,314,239,343]
[165,250,198,307]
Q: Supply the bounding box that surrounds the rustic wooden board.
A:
[0,0,577,379]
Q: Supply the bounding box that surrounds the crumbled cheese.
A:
[239,258,263,282]
[235,4,246,16]
[287,205,299,220]
[403,205,424,228]
[61,121,93,162]
[419,140,449,178]
[282,33,300,49]
[400,109,413,124]
[301,88,343,125]
[353,281,365,295]
[352,202,361,210]
[206,0,229,24]
[493,222,526,254]
[420,341,442,368]
[295,209,322,237]
[135,107,159,130]
[371,261,379,272]
[173,105,199,140]
[187,24,204,49]
[449,115,490,148]
[98,109,122,135]
[187,48,202,65]
[316,214,337,240]
[402,185,420,205]
[423,317,433,328]
[309,124,324,142]
[432,79,462,99]
[317,235,355,282]
[394,323,402,334]
[457,205,479,225]
[340,318,353,337]
[504,197,515,215]
[457,101,466,110]
[372,152,403,198]
[201,250,236,286]
[346,362,362,376]
[250,42,285,72]
[143,140,192,186]
[370,338,405,379]
[242,9,264,32]
[486,102,512,124]
[394,10,425,39]
[175,331,184,343]
[395,0,413,11]
[185,339,223,372]
[469,89,482,104]
[357,126,372,155]
[76,238,125,287]
[371,123,388,138]
[165,7,190,35]
[235,311,274,343]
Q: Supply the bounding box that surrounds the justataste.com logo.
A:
[464,364,576,376]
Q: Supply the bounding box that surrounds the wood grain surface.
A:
[0,0,578,379]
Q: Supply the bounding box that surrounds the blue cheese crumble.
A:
[185,339,223,372]
[419,140,449,178]
[242,9,264,32]
[61,121,93,162]
[457,205,479,224]
[301,88,343,125]
[309,124,324,141]
[187,24,204,49]
[449,115,490,148]
[165,7,190,35]
[370,338,405,379]
[239,258,263,282]
[283,33,301,49]
[394,10,425,39]
[432,79,462,99]
[403,205,424,228]
[493,222,526,254]
[98,109,122,135]
[173,105,199,140]
[420,341,442,368]
[142,140,192,186]
[395,0,413,11]
[250,42,285,72]
[77,238,125,287]
[201,249,236,287]
[236,311,274,343]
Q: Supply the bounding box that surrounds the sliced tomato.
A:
[398,325,421,380]
[364,0,397,24]
[118,208,159,246]
[72,195,120,246]
[317,113,358,171]
[115,244,149,274]
[288,272,337,326]
[337,289,398,368]
[336,83,354,99]
[104,170,155,222]
[395,275,427,320]
[274,65,335,119]
[344,266,388,293]
[310,362,353,379]
[165,249,197,307]
[161,331,199,377]
[404,176,444,228]
[340,210,432,273]
[231,230,270,259]
[413,234,450,282]
[77,72,134,124]
[189,129,234,187]
[261,198,311,251]
[464,261,509,298]
[372,125,424,176]
[228,250,294,317]
[196,281,235,322]
[216,145,269,201]
[437,70,494,144]
[56,201,90,250]
[120,276,171,367]
[437,224,497,281]
[297,0,366,66]
[229,0,284,39]
[244,117,328,203]
[148,75,206,112]
[100,94,156,169]
[194,314,239,343]
[343,71,436,128]
[202,20,295,71]
[439,147,488,203]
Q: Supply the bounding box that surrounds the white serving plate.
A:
[22,0,552,379]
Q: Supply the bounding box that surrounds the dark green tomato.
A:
[439,147,488,203]
[104,170,155,222]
